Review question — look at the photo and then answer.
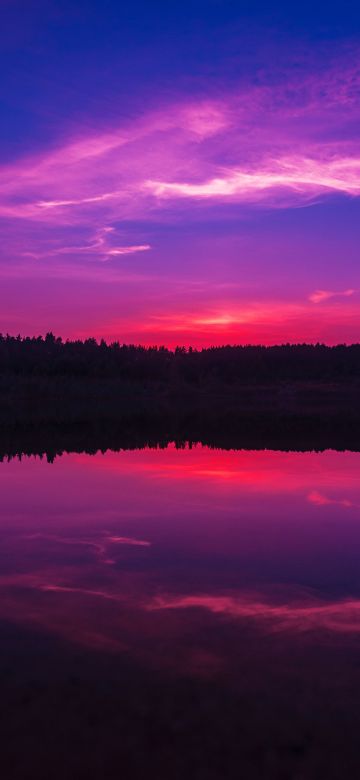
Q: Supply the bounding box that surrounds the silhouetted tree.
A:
[0,334,359,383]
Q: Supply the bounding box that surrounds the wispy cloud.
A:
[146,156,360,203]
[22,226,150,262]
[0,53,359,236]
[309,289,357,304]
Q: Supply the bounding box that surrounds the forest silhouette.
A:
[1,334,360,456]
[1,333,360,381]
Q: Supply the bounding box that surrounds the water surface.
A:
[1,446,360,778]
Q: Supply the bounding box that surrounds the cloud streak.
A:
[21,226,151,262]
[0,53,359,233]
[309,289,357,304]
[146,156,360,203]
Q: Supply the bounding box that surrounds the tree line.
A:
[1,333,360,382]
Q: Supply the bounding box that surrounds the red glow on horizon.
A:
[71,298,360,348]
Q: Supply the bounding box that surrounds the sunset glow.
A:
[1,1,359,344]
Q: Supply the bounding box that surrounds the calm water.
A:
[1,445,360,778]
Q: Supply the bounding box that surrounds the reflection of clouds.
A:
[40,584,126,601]
[148,593,360,634]
[308,490,357,508]
[72,448,360,503]
[3,561,360,643]
[1,557,360,678]
[24,532,151,565]
[1,448,360,672]
[108,536,151,547]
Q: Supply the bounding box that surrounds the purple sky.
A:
[1,1,360,345]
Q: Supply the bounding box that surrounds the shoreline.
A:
[1,377,360,458]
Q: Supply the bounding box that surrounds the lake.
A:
[1,445,360,778]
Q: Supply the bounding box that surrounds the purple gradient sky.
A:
[1,1,360,345]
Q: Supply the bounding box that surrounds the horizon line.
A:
[1,332,360,352]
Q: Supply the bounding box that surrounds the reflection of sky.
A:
[1,447,360,674]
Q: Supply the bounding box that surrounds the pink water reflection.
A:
[0,446,360,675]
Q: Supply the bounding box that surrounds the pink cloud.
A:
[21,226,150,262]
[146,155,360,203]
[0,54,359,235]
[309,289,357,304]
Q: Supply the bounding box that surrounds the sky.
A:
[1,0,360,346]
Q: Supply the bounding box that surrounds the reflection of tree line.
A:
[1,413,360,462]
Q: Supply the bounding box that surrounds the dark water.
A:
[1,446,360,778]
